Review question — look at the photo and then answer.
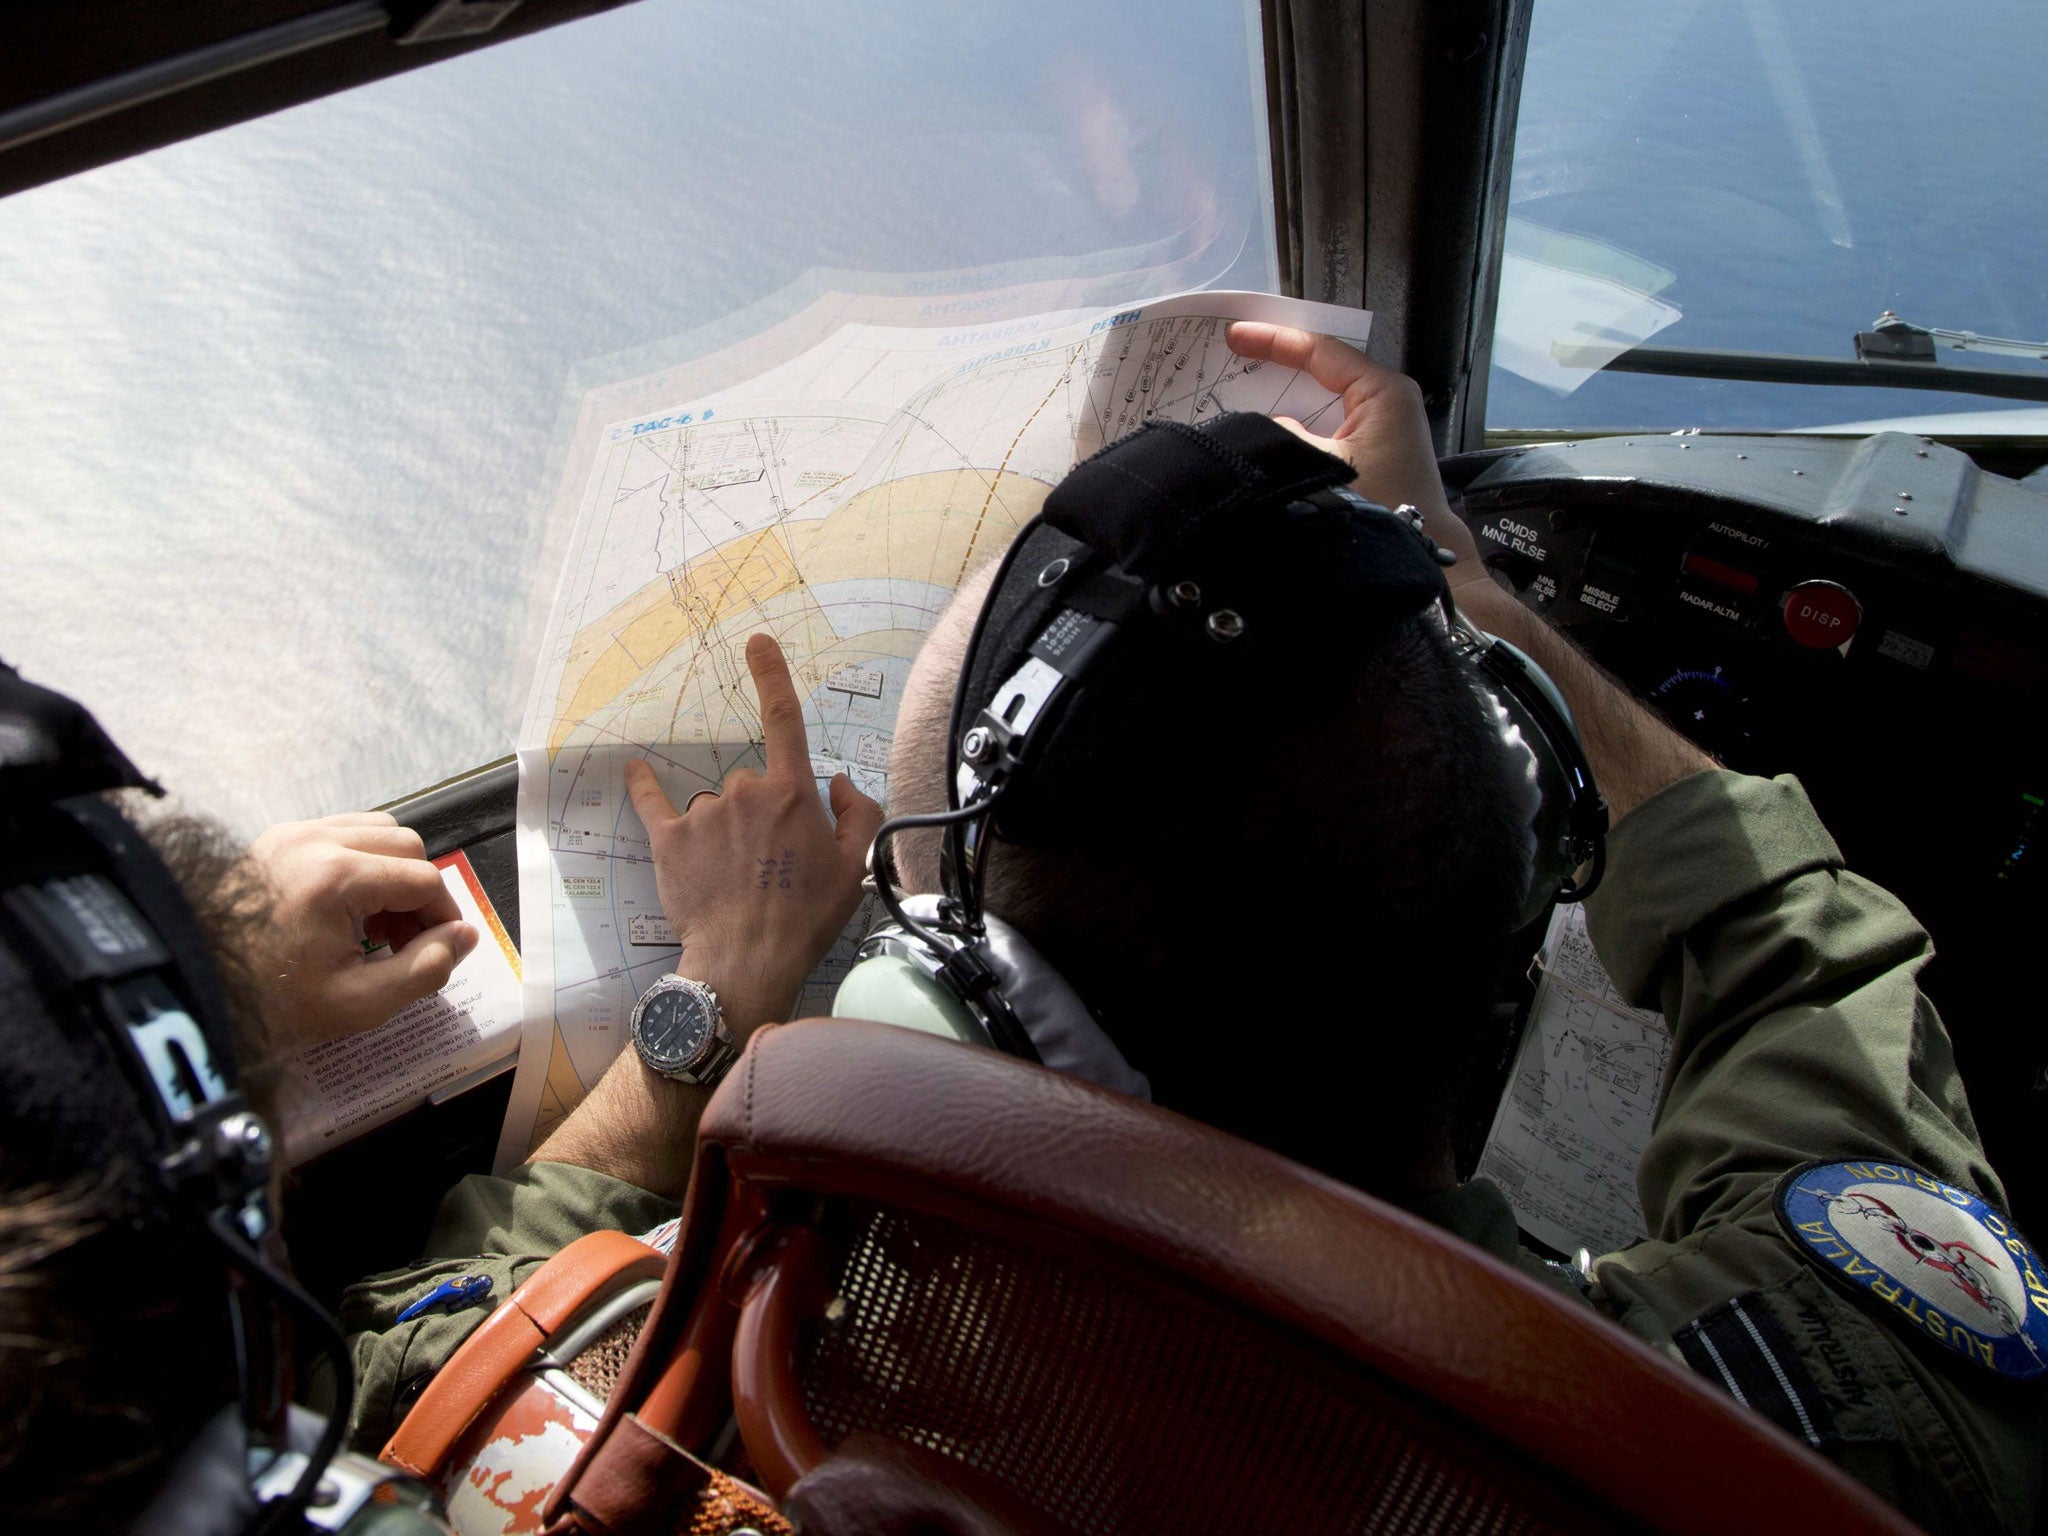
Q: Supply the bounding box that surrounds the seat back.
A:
[548,1020,1923,1536]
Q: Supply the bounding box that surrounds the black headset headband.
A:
[949,414,1454,842]
[0,661,352,1533]
[0,667,257,1204]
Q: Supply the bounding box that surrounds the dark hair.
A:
[894,590,1530,1195]
[0,806,273,1533]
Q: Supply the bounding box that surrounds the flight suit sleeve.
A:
[1581,770,2043,1536]
[335,1160,677,1453]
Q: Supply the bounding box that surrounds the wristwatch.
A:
[628,974,739,1086]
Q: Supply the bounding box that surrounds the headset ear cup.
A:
[1461,626,1609,926]
[974,913,1151,1100]
[837,901,1151,1100]
[832,947,992,1046]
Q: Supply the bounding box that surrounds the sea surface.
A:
[1491,0,2048,430]
[0,0,2039,831]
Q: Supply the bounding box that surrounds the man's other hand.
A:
[1226,323,1715,816]
[625,633,884,1037]
[1224,322,1490,600]
[244,813,478,1045]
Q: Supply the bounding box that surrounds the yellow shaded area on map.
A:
[547,467,1050,751]
[531,1032,586,1152]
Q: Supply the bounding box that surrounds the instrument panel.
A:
[1467,493,2040,788]
[1451,431,2048,1235]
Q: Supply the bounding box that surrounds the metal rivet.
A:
[1206,609,1245,642]
[1915,449,1930,457]
[1735,453,1747,460]
[1680,442,1690,449]
[1793,469,1805,476]
[961,727,994,763]
[1036,557,1070,587]
[1897,492,1913,501]
[1168,579,1201,608]
[1894,506,1910,516]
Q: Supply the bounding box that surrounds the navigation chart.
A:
[1476,903,1673,1257]
[499,290,1374,1165]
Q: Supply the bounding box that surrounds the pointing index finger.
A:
[625,757,682,832]
[746,632,812,780]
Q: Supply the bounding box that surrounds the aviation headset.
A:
[0,665,441,1536]
[836,412,1608,1089]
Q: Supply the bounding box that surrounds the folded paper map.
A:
[499,287,1373,1169]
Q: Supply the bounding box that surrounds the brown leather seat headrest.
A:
[700,1020,1921,1536]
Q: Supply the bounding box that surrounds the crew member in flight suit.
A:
[338,328,2045,1535]
[1424,766,2044,1534]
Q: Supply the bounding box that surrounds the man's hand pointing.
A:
[624,632,884,1036]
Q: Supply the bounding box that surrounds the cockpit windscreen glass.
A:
[0,0,1274,832]
[1488,1,2048,434]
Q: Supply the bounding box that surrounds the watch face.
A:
[639,984,714,1070]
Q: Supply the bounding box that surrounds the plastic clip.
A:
[397,1272,494,1323]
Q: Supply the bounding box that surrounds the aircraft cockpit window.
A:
[1487,1,2048,435]
[0,0,1275,833]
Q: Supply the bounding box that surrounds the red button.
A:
[1781,581,1862,649]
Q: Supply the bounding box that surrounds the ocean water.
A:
[1489,0,2048,430]
[0,0,1271,832]
[2,0,2040,831]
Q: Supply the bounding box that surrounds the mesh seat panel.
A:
[797,1207,1585,1536]
[566,1301,652,1403]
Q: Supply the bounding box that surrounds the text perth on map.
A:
[497,289,1374,1166]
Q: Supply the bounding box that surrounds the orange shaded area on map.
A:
[547,467,1050,752]
[529,1031,588,1152]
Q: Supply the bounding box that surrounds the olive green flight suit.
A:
[336,1161,677,1453]
[1424,771,2043,1535]
[338,770,2044,1530]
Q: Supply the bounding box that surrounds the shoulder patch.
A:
[1775,1159,2048,1381]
